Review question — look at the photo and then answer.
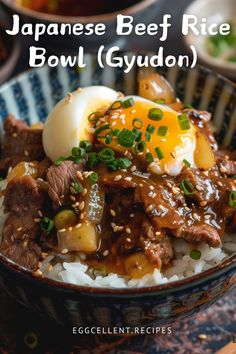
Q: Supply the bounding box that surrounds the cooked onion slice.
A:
[194,132,216,170]
[81,182,105,225]
[57,221,98,253]
[138,71,175,104]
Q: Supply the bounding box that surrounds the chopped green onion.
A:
[148,108,163,121]
[71,147,86,159]
[118,129,136,147]
[135,141,146,154]
[72,182,83,193]
[99,148,115,163]
[190,249,201,260]
[112,129,120,137]
[55,156,67,166]
[146,152,154,163]
[116,158,132,169]
[145,124,155,142]
[40,217,54,234]
[105,135,112,144]
[229,191,236,207]
[79,140,92,152]
[178,113,190,130]
[72,157,82,164]
[157,126,168,137]
[132,128,142,142]
[146,124,155,133]
[155,146,164,160]
[121,97,134,108]
[87,152,100,169]
[88,111,102,122]
[94,124,111,136]
[132,118,143,129]
[180,179,195,196]
[183,159,191,167]
[184,103,193,109]
[88,172,99,185]
[232,175,236,179]
[24,331,38,350]
[111,101,122,110]
[155,99,166,105]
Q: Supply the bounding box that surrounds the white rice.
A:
[0,179,235,288]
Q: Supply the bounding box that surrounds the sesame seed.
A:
[110,209,116,217]
[82,188,87,196]
[61,248,68,254]
[38,210,43,217]
[33,269,43,277]
[34,218,41,223]
[126,237,131,243]
[17,227,22,231]
[124,177,132,182]
[146,205,153,212]
[193,213,199,221]
[80,213,84,220]
[114,225,124,232]
[220,165,227,173]
[24,150,29,156]
[139,183,143,187]
[130,213,134,218]
[200,201,207,207]
[79,201,85,211]
[195,185,202,191]
[149,185,154,190]
[198,334,207,340]
[111,121,116,126]
[23,241,28,248]
[70,195,76,202]
[155,231,161,236]
[76,223,82,228]
[131,165,136,172]
[58,228,66,233]
[70,186,75,194]
[69,227,72,231]
[12,132,17,137]
[114,175,122,181]
[76,171,83,180]
[103,250,109,256]
[217,181,223,187]
[38,261,42,268]
[125,227,131,234]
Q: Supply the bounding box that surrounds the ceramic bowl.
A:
[0,0,165,53]
[184,0,236,79]
[0,56,236,329]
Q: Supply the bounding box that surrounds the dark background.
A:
[0,0,236,353]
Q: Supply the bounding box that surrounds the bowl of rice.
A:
[0,55,236,329]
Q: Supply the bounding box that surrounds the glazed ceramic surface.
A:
[0,55,236,328]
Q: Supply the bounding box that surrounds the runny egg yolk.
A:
[97,96,197,176]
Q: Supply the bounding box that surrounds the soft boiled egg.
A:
[96,96,215,176]
[43,86,119,162]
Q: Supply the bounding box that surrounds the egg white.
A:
[43,86,119,162]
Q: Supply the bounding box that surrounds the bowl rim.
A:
[1,0,158,23]
[0,61,236,295]
[184,0,236,72]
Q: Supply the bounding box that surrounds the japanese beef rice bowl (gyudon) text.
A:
[0,71,236,289]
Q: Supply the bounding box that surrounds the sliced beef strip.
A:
[138,219,174,268]
[0,115,45,173]
[4,175,44,216]
[1,214,41,270]
[177,168,218,205]
[173,224,222,247]
[37,157,52,179]
[1,176,45,270]
[47,160,86,208]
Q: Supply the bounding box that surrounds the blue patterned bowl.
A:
[0,56,236,329]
